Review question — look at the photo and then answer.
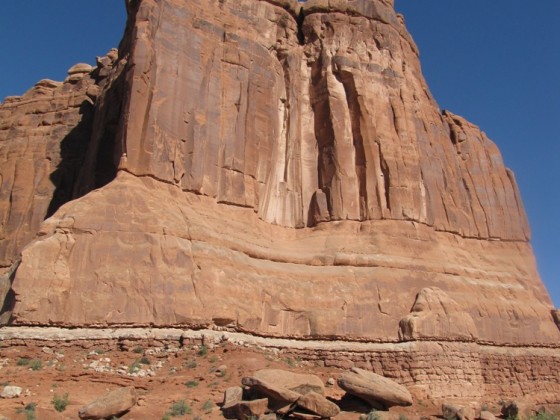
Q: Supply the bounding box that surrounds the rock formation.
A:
[0,0,558,402]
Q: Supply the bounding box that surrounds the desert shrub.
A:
[139,356,150,365]
[527,413,559,420]
[30,359,43,371]
[17,402,37,420]
[185,359,197,369]
[52,393,69,412]
[185,380,199,388]
[169,400,191,416]
[202,400,214,413]
[129,360,141,374]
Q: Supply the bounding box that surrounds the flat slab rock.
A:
[225,398,268,419]
[242,376,301,405]
[78,386,137,420]
[253,369,325,395]
[296,391,340,418]
[337,367,412,408]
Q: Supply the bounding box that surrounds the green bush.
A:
[185,380,199,388]
[30,359,43,371]
[17,402,37,420]
[52,393,69,412]
[197,345,208,357]
[129,360,141,374]
[169,400,191,416]
[17,357,30,366]
[527,413,559,420]
[202,400,214,413]
[185,359,197,369]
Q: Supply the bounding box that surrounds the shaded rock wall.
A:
[0,50,127,316]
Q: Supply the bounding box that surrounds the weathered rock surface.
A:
[226,398,268,419]
[0,386,22,399]
[223,386,244,409]
[442,403,475,420]
[242,376,301,405]
[0,48,126,314]
[0,0,555,349]
[337,367,412,408]
[78,386,137,419]
[296,391,340,418]
[479,411,496,420]
[552,310,560,329]
[399,287,479,341]
[0,0,559,403]
[253,369,324,395]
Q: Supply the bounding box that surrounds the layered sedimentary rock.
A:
[0,49,126,319]
[0,0,558,359]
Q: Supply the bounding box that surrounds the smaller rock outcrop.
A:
[442,403,475,420]
[253,369,325,395]
[479,411,496,420]
[296,391,340,418]
[223,386,244,409]
[242,376,300,407]
[224,398,269,420]
[337,367,412,408]
[78,386,136,419]
[0,385,22,399]
[399,288,479,341]
[228,369,339,419]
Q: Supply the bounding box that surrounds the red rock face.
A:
[0,0,558,348]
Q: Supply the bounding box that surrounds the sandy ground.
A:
[0,337,446,420]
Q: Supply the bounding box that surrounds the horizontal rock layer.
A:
[8,173,558,345]
[1,327,559,403]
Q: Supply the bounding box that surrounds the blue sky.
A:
[1,1,558,307]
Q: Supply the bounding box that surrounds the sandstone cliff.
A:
[0,0,557,351]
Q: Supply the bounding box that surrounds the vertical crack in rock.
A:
[296,8,305,45]
[310,55,336,220]
[336,69,368,220]
[379,146,391,213]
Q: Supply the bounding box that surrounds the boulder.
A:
[479,411,496,420]
[242,376,301,406]
[227,398,268,420]
[337,368,412,408]
[1,385,22,398]
[68,63,94,75]
[254,369,324,395]
[223,386,243,409]
[296,391,340,418]
[78,386,136,419]
[442,403,475,420]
